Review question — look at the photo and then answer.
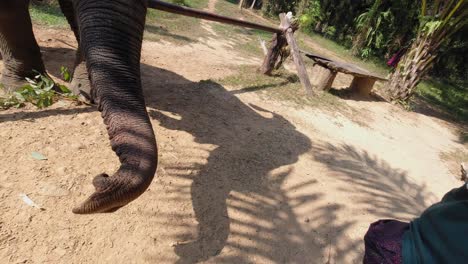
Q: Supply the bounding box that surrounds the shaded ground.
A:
[1,2,466,264]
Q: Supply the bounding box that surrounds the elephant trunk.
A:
[72,0,157,214]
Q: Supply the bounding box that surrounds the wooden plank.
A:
[302,50,332,62]
[311,58,387,81]
[147,0,282,34]
[280,13,314,96]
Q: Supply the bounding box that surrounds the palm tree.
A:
[388,0,467,102]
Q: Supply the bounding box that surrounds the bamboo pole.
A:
[147,0,282,34]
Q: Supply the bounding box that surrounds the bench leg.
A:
[350,77,376,96]
[311,64,337,91]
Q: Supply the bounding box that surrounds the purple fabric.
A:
[387,50,406,68]
[363,220,410,264]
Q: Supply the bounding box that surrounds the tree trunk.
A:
[260,33,287,75]
[250,0,257,9]
[239,0,245,9]
[388,36,437,102]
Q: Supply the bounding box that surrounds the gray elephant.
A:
[0,0,157,214]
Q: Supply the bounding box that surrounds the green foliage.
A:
[431,27,467,83]
[29,1,67,27]
[60,66,72,82]
[352,0,419,58]
[298,1,322,31]
[356,9,395,58]
[324,26,336,38]
[172,0,189,6]
[0,73,77,110]
[262,0,302,17]
[387,0,468,102]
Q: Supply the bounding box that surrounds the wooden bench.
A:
[303,52,387,96]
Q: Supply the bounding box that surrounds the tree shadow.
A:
[306,143,437,262]
[312,143,436,220]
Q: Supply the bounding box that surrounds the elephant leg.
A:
[58,0,93,103]
[0,0,46,93]
[70,50,94,103]
[71,0,158,214]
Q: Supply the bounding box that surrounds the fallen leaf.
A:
[31,152,47,160]
[19,193,45,210]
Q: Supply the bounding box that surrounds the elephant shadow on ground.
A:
[140,64,323,263]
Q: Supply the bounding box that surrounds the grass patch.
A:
[211,0,277,55]
[30,2,67,28]
[298,32,389,77]
[218,65,344,109]
[218,65,376,127]
[415,79,468,123]
[211,22,271,55]
[145,0,208,44]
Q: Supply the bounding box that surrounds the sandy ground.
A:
[1,12,466,264]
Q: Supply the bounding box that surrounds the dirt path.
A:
[1,21,465,264]
[206,0,217,12]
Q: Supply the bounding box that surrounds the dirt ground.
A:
[1,12,466,264]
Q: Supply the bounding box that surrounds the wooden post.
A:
[280,13,314,96]
[350,76,376,96]
[260,33,287,75]
[311,64,337,91]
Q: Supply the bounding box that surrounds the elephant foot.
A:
[0,74,28,94]
[70,61,93,105]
